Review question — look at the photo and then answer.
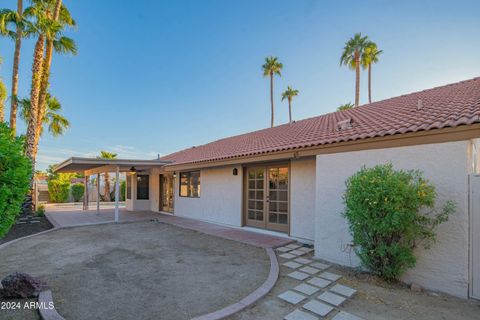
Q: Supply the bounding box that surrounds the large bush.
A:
[0,123,32,238]
[71,183,85,202]
[120,180,126,201]
[48,179,70,203]
[343,163,455,281]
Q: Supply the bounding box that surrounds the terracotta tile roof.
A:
[161,77,480,166]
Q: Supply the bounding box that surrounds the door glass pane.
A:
[279,214,288,224]
[248,200,255,209]
[269,202,277,212]
[267,166,288,228]
[248,170,255,179]
[269,191,277,201]
[257,170,264,179]
[256,211,263,221]
[248,180,255,189]
[278,191,288,201]
[279,202,288,213]
[256,190,264,200]
[269,212,277,223]
[248,190,255,199]
[256,180,263,189]
[248,210,255,219]
[256,200,263,210]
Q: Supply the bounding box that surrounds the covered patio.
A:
[54,157,171,222]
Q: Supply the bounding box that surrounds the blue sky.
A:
[1,0,479,170]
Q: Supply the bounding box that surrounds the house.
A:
[55,77,480,299]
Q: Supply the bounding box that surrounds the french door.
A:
[245,164,289,233]
[160,174,174,213]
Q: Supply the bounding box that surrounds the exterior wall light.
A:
[233,168,238,176]
[173,172,177,179]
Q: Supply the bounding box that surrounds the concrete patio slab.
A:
[293,283,320,296]
[278,291,307,305]
[331,311,364,320]
[284,309,319,320]
[302,300,334,317]
[294,258,312,264]
[287,271,310,281]
[283,261,303,269]
[310,262,330,270]
[299,266,320,275]
[330,284,357,298]
[318,271,342,282]
[317,291,346,306]
[307,277,332,288]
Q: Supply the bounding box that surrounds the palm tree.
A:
[340,33,369,107]
[23,0,62,163]
[262,56,283,127]
[362,41,382,104]
[281,86,299,124]
[98,151,117,202]
[0,0,25,134]
[19,93,70,139]
[36,0,76,152]
[0,58,6,121]
[337,102,354,111]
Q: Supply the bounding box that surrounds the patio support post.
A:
[115,166,120,223]
[83,175,88,210]
[96,173,100,213]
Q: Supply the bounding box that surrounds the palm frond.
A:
[53,36,77,55]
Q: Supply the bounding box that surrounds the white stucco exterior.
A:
[314,140,472,298]
[290,157,316,242]
[174,166,243,227]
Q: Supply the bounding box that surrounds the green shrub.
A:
[0,123,32,238]
[71,183,85,202]
[48,179,70,203]
[36,204,45,216]
[120,180,126,201]
[343,163,455,281]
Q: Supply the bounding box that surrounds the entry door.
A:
[245,165,289,233]
[160,174,174,213]
[471,175,480,299]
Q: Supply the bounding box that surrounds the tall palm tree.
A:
[24,0,62,164]
[262,56,283,128]
[98,151,117,202]
[0,58,6,121]
[362,41,382,104]
[36,0,76,152]
[340,33,369,107]
[19,93,70,139]
[0,0,25,134]
[281,86,299,124]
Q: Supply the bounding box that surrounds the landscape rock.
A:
[1,272,49,298]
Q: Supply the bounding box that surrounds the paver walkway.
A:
[45,208,294,248]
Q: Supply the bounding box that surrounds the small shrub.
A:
[343,163,455,281]
[120,180,126,201]
[0,123,32,238]
[36,204,45,216]
[71,183,85,202]
[48,179,70,203]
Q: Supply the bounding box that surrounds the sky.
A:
[0,0,479,170]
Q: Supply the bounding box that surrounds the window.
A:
[137,175,149,200]
[180,171,200,197]
[126,175,132,200]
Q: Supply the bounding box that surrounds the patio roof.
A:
[54,157,171,174]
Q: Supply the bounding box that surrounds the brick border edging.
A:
[38,290,65,320]
[191,247,279,320]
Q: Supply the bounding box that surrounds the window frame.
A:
[136,174,150,200]
[126,175,132,200]
[179,171,201,198]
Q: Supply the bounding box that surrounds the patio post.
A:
[96,173,100,213]
[115,166,120,223]
[83,175,88,210]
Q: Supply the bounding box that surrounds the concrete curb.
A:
[38,290,65,320]
[0,227,60,250]
[191,247,279,320]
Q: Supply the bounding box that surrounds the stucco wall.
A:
[314,140,471,298]
[174,166,243,227]
[290,157,316,242]
[125,171,152,212]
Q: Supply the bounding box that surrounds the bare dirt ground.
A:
[231,253,480,320]
[0,221,269,320]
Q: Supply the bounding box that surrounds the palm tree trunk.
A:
[270,73,274,127]
[368,64,372,104]
[288,98,292,123]
[354,49,360,107]
[104,173,111,202]
[9,0,23,135]
[35,0,62,158]
[25,35,45,163]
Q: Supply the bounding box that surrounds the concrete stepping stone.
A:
[298,247,314,253]
[277,247,293,253]
[293,283,320,295]
[310,262,330,270]
[302,300,334,317]
[307,277,332,288]
[278,290,307,305]
[284,309,319,320]
[289,249,306,256]
[330,284,357,297]
[286,244,302,249]
[299,266,320,275]
[317,291,346,306]
[287,271,310,281]
[279,253,297,259]
[332,311,364,320]
[283,261,303,269]
[318,271,341,281]
[294,257,312,264]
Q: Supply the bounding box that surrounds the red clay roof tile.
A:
[161,77,480,166]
